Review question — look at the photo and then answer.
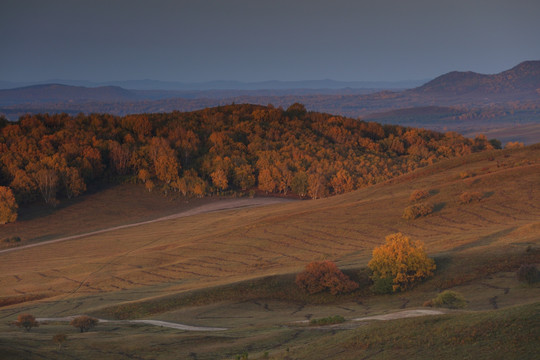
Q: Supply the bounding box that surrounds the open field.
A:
[0,184,258,248]
[0,145,539,359]
[0,197,293,255]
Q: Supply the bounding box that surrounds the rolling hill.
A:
[0,84,140,106]
[415,60,540,97]
[0,144,538,359]
[1,61,538,116]
[1,145,537,301]
[2,62,538,146]
[0,62,539,358]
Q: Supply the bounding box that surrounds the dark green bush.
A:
[310,315,345,326]
[371,276,393,294]
[517,264,538,285]
[431,290,467,309]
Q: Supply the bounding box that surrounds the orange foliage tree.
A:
[0,104,489,215]
[296,260,359,295]
[0,186,18,224]
[70,315,98,333]
[368,233,436,292]
[15,313,39,332]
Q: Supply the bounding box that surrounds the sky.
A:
[1,0,540,83]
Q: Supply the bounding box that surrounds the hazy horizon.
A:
[2,0,540,83]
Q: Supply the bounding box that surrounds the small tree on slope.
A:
[15,314,39,332]
[70,316,98,333]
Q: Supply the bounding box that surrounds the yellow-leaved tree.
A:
[368,233,436,292]
[0,186,18,224]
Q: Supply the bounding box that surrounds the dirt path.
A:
[38,309,445,332]
[296,309,446,329]
[0,198,293,255]
[352,309,445,321]
[37,316,226,331]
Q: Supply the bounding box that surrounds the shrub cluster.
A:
[505,141,525,149]
[402,202,434,220]
[429,290,467,309]
[52,334,67,349]
[409,189,429,202]
[516,264,538,285]
[459,191,483,204]
[310,315,345,326]
[371,275,394,294]
[296,261,359,295]
[459,171,475,179]
[2,236,21,243]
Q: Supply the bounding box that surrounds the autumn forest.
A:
[0,103,498,223]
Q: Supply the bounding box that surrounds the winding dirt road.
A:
[0,197,293,255]
[352,309,445,321]
[38,309,446,332]
[37,316,226,331]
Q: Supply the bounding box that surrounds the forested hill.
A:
[0,104,496,216]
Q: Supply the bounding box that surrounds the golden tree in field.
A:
[368,233,436,292]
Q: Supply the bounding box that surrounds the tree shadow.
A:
[433,254,452,273]
[433,202,446,213]
[483,191,495,199]
[17,183,116,222]
[451,227,516,253]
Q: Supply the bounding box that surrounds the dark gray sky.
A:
[1,0,539,83]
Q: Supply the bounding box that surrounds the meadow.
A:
[0,145,538,359]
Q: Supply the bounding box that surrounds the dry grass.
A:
[0,184,218,247]
[0,146,538,307]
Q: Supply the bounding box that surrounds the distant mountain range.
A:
[0,84,140,106]
[0,84,384,107]
[415,60,540,97]
[1,61,539,143]
[1,61,538,108]
[0,78,424,91]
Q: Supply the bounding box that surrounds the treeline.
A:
[0,103,495,211]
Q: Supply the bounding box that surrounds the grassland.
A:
[0,145,539,359]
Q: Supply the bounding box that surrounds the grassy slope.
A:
[1,146,538,302]
[288,302,540,360]
[0,145,539,359]
[0,183,217,246]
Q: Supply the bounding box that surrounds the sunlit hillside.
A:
[0,144,538,359]
[1,145,537,303]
